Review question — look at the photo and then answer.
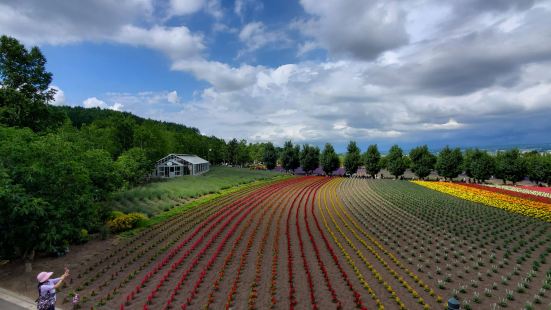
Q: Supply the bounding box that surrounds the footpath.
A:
[0,287,36,310]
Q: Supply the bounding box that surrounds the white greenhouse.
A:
[154,154,210,178]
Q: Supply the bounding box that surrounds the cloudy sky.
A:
[2,0,551,151]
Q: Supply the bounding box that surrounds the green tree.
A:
[0,35,64,131]
[247,143,265,164]
[409,145,436,179]
[115,147,150,187]
[0,166,49,271]
[495,149,527,184]
[281,140,300,172]
[320,143,340,176]
[80,149,122,201]
[544,154,551,186]
[524,152,547,184]
[263,142,278,170]
[470,150,495,183]
[300,144,320,175]
[464,149,495,183]
[435,146,463,181]
[133,121,170,165]
[344,141,362,176]
[226,138,239,165]
[237,139,251,166]
[0,127,103,263]
[112,116,136,156]
[379,155,388,170]
[363,144,381,178]
[386,145,407,179]
[0,35,55,102]
[291,145,301,171]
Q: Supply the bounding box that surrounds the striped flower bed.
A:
[519,185,551,194]
[459,183,551,204]
[413,181,551,221]
[481,184,551,199]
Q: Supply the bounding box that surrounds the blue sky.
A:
[2,0,551,152]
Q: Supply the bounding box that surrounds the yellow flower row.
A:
[413,181,551,222]
[318,181,385,309]
[327,179,433,309]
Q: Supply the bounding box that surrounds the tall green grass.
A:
[110,166,281,215]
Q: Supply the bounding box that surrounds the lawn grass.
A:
[110,166,282,216]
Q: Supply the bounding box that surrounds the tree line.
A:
[274,140,551,186]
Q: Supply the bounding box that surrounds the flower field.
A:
[59,177,551,309]
[413,181,551,221]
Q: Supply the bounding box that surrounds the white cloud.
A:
[420,119,465,131]
[172,59,261,91]
[234,0,263,19]
[0,1,206,67]
[167,91,179,104]
[169,0,204,15]
[83,97,108,109]
[110,103,124,111]
[50,86,66,106]
[297,41,319,56]
[168,0,222,19]
[83,97,124,111]
[238,21,289,54]
[0,0,154,45]
[117,25,204,60]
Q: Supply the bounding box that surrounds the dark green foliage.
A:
[386,144,407,179]
[227,138,239,165]
[495,148,527,184]
[263,142,277,170]
[0,36,64,132]
[363,144,381,178]
[115,148,151,188]
[0,166,48,262]
[344,141,362,176]
[379,155,388,169]
[435,146,463,180]
[409,145,436,179]
[464,149,495,183]
[524,152,550,184]
[321,143,340,176]
[80,149,122,201]
[0,35,55,102]
[0,126,108,260]
[300,144,320,175]
[249,143,265,164]
[237,139,251,166]
[281,140,300,172]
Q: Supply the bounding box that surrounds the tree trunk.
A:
[23,249,35,273]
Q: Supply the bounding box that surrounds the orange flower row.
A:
[413,181,551,222]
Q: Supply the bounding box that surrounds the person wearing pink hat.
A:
[36,267,69,310]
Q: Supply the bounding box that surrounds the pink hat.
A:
[37,271,53,283]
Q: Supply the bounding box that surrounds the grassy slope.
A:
[110,166,280,215]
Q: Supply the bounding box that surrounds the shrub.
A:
[107,212,148,233]
[75,229,89,244]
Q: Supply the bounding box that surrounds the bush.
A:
[107,212,148,233]
[75,229,89,244]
